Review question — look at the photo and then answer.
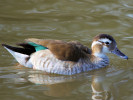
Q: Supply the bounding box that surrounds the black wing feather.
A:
[2,43,35,55]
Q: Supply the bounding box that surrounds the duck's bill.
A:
[111,47,128,60]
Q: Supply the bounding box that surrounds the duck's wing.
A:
[26,38,91,62]
[68,41,91,54]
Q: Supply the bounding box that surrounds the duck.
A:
[2,34,128,75]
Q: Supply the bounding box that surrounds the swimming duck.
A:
[2,34,128,75]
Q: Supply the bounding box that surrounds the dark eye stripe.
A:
[105,42,109,45]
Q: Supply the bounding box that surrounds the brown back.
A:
[26,38,91,62]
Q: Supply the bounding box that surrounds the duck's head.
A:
[91,34,128,59]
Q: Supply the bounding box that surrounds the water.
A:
[0,0,133,100]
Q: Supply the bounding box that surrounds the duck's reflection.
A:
[27,68,111,99]
[91,69,111,100]
[28,73,84,97]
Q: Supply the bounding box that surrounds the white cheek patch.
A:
[91,41,102,48]
[102,45,110,53]
[98,38,112,44]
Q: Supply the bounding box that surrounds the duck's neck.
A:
[92,52,108,59]
[91,52,109,67]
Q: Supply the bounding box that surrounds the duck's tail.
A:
[2,43,35,68]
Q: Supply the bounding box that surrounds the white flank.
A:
[30,50,108,75]
[4,47,33,68]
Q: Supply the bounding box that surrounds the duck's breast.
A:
[30,50,96,75]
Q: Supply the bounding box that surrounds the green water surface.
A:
[0,0,133,100]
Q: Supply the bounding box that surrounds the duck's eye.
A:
[105,42,109,45]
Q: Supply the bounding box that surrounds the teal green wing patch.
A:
[28,42,48,52]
